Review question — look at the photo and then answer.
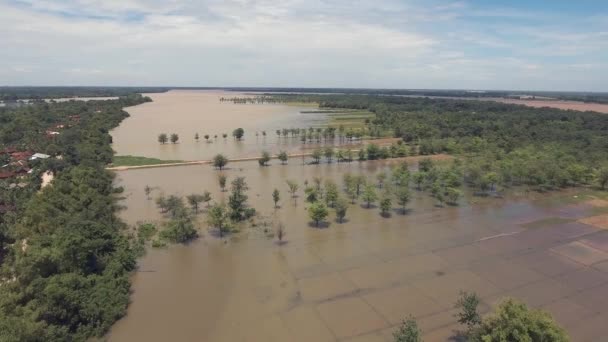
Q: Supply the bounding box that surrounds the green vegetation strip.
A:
[112,155,183,167]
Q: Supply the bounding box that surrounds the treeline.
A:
[268,94,608,192]
[0,87,169,101]
[0,95,151,341]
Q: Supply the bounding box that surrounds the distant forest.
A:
[2,86,608,104]
[268,93,608,191]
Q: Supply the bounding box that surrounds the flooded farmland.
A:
[110,90,327,161]
[107,91,608,341]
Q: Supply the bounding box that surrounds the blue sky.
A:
[1,0,607,91]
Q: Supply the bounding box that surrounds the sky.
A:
[1,0,607,91]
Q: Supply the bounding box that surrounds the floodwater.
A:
[108,158,608,341]
[107,90,608,341]
[110,90,327,161]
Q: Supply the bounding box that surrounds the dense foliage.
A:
[0,94,150,341]
[272,94,608,192]
[0,86,168,100]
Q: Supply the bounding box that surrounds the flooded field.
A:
[108,158,608,341]
[110,90,327,161]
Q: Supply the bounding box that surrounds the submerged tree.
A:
[335,197,348,223]
[393,317,422,342]
[160,205,198,243]
[213,154,228,170]
[158,133,168,144]
[324,147,334,163]
[195,133,200,141]
[207,202,230,237]
[278,151,288,165]
[202,190,212,208]
[259,151,271,166]
[362,183,378,208]
[470,298,568,342]
[286,180,299,203]
[276,221,286,244]
[186,193,205,213]
[454,291,482,331]
[308,202,329,227]
[380,193,392,216]
[170,133,179,144]
[233,127,245,140]
[395,186,411,214]
[272,188,280,208]
[144,185,152,200]
[311,148,322,164]
[218,173,227,191]
[325,180,339,208]
[228,177,252,221]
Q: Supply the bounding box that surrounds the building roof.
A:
[31,153,50,160]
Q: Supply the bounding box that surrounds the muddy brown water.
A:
[110,90,327,161]
[107,91,608,341]
[108,157,608,341]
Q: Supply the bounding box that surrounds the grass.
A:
[112,155,183,167]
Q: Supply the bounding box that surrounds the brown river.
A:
[107,91,608,341]
[111,90,326,161]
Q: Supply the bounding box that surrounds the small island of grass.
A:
[112,155,183,167]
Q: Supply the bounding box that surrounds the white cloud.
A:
[0,0,607,91]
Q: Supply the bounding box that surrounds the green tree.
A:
[324,147,334,163]
[232,127,245,140]
[445,187,462,205]
[380,193,392,216]
[218,173,227,191]
[258,151,271,166]
[144,185,152,199]
[395,186,411,214]
[325,180,339,208]
[470,298,568,342]
[358,148,366,161]
[308,202,329,227]
[158,133,168,144]
[393,317,422,342]
[335,197,348,223]
[272,188,280,208]
[201,190,212,208]
[278,151,288,164]
[597,166,608,189]
[305,186,319,203]
[286,180,299,203]
[412,172,425,190]
[213,154,228,170]
[160,206,198,243]
[362,183,378,208]
[228,177,251,221]
[454,291,481,330]
[207,202,230,237]
[311,148,322,164]
[376,171,387,188]
[170,133,179,144]
[186,194,205,213]
[419,158,434,172]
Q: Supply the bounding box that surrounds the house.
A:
[10,151,33,160]
[30,153,50,160]
[0,147,17,155]
[0,171,15,179]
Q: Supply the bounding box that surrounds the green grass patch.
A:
[112,155,183,167]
